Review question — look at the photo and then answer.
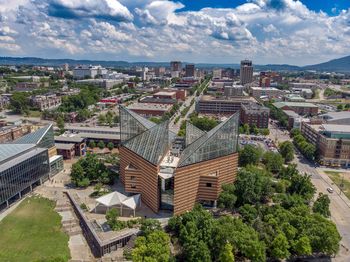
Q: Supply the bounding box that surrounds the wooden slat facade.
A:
[120,146,160,213]
[174,153,238,215]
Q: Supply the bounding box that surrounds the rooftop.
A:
[154,91,176,96]
[320,112,350,121]
[55,143,75,150]
[250,86,280,91]
[321,124,350,133]
[127,103,172,111]
[65,125,120,134]
[200,95,256,102]
[54,135,85,143]
[0,144,36,164]
[273,102,318,108]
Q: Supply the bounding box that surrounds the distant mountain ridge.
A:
[0,55,349,72]
[303,55,350,73]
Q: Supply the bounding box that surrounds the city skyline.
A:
[0,0,350,66]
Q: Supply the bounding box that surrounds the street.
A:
[271,122,350,260]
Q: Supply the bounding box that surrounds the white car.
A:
[327,187,334,193]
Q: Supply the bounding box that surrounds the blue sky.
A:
[0,0,349,65]
[179,0,349,15]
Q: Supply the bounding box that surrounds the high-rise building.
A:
[240,60,253,85]
[185,64,195,77]
[119,106,239,215]
[213,69,222,79]
[170,61,182,72]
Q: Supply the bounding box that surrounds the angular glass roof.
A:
[123,120,170,165]
[178,113,239,167]
[0,144,36,164]
[119,105,156,142]
[13,124,54,148]
[185,121,206,146]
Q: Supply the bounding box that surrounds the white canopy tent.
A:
[95,192,141,216]
[122,194,141,217]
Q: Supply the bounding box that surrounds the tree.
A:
[242,123,250,134]
[70,162,85,186]
[239,145,262,167]
[98,114,106,125]
[270,233,290,259]
[56,116,65,134]
[9,92,29,114]
[97,140,105,149]
[260,128,270,136]
[262,151,284,173]
[279,141,294,163]
[292,236,312,256]
[288,173,316,201]
[132,230,170,262]
[239,204,258,224]
[235,169,272,206]
[88,140,96,148]
[218,184,237,210]
[219,243,235,262]
[313,193,331,217]
[107,142,114,151]
[140,219,162,236]
[290,128,301,138]
[337,104,344,111]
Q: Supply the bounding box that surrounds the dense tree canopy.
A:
[238,145,262,167]
[262,151,284,173]
[70,153,114,187]
[313,193,331,217]
[279,141,295,163]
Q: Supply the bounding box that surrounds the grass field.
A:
[324,171,350,200]
[0,196,70,262]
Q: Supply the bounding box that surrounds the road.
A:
[169,80,210,134]
[271,123,350,259]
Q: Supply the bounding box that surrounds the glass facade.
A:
[0,149,50,205]
[185,122,206,146]
[123,121,170,165]
[13,124,55,149]
[179,112,239,167]
[120,106,156,142]
[159,176,174,210]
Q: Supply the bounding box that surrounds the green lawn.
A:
[27,110,42,118]
[0,196,70,262]
[324,171,350,200]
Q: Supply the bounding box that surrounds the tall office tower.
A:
[170,61,182,72]
[185,64,195,77]
[240,60,253,85]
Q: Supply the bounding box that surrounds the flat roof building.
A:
[0,125,63,210]
[119,106,239,215]
[273,102,318,116]
[250,86,283,99]
[301,122,350,168]
[240,103,270,128]
[127,103,172,117]
[196,95,256,115]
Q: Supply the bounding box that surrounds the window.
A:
[130,176,136,181]
[206,183,212,188]
[131,184,136,189]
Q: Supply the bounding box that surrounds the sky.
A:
[0,0,349,65]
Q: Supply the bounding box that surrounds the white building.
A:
[73,65,108,79]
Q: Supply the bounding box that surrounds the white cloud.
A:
[48,0,133,21]
[0,0,349,65]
